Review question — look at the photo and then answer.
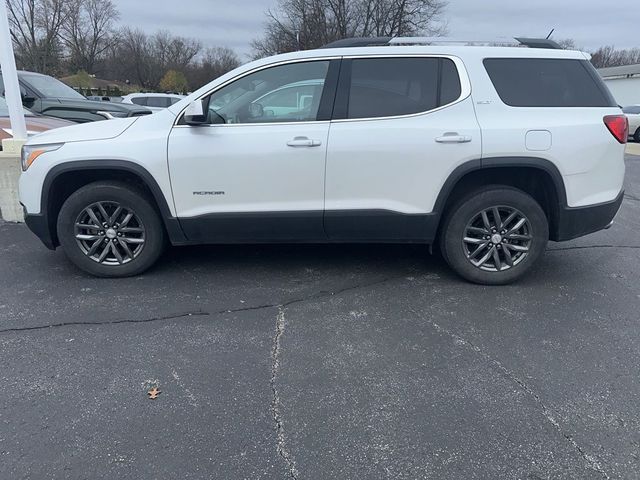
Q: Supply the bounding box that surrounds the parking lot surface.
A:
[1,155,639,479]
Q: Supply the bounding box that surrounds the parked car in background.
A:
[0,71,150,123]
[0,96,73,150]
[121,93,185,112]
[622,105,640,142]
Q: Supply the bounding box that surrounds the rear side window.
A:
[623,106,640,114]
[147,97,170,108]
[130,97,148,106]
[484,58,616,108]
[345,57,461,119]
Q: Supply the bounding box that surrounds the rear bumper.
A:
[24,211,56,250]
[553,190,624,241]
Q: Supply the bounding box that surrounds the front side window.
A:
[345,57,461,120]
[203,61,329,124]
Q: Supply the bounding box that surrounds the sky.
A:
[115,0,639,60]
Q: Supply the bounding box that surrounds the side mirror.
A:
[21,93,36,107]
[183,99,208,125]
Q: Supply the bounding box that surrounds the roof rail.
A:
[321,37,562,50]
[320,37,392,48]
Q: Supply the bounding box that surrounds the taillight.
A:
[603,115,628,144]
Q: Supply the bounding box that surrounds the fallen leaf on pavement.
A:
[148,387,161,400]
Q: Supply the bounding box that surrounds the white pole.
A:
[0,0,27,141]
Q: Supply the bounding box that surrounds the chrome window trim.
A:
[172,53,470,128]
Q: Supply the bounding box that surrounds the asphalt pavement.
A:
[1,155,639,479]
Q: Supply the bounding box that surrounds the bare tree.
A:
[59,0,120,75]
[251,0,448,58]
[185,47,241,90]
[590,46,640,69]
[6,0,65,74]
[103,28,202,90]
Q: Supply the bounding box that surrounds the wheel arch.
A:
[434,157,567,242]
[41,160,186,247]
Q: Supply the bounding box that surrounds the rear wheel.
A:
[440,186,548,285]
[57,181,165,277]
[634,127,640,143]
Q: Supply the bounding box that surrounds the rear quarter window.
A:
[483,58,617,108]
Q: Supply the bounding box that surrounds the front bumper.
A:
[553,190,624,242]
[24,211,56,250]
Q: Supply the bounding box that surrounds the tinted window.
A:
[623,106,640,114]
[130,97,148,106]
[441,59,462,105]
[147,97,170,108]
[204,61,329,124]
[347,58,439,119]
[484,58,616,107]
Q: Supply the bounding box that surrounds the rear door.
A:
[324,56,481,241]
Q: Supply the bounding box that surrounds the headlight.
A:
[21,143,64,171]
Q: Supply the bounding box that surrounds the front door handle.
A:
[287,136,322,147]
[435,133,472,143]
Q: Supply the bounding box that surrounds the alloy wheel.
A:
[74,201,146,265]
[462,206,533,272]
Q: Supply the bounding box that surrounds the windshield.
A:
[0,96,34,116]
[22,73,85,99]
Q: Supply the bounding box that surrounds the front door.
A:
[168,59,337,242]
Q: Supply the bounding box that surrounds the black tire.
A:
[439,186,548,285]
[57,181,166,277]
[634,128,640,143]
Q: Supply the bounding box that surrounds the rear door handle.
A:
[435,133,472,143]
[287,136,322,147]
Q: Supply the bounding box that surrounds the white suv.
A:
[121,93,185,112]
[19,38,627,284]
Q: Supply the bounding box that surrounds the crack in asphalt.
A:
[270,308,299,479]
[0,275,403,335]
[547,245,640,252]
[0,311,211,334]
[416,316,610,480]
[624,193,640,202]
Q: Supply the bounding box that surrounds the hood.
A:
[25,116,139,146]
[50,97,146,113]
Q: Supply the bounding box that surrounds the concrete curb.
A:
[0,153,24,222]
[626,143,640,156]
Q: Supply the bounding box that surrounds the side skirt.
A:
[175,210,439,245]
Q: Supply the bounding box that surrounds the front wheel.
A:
[440,186,549,285]
[57,181,166,277]
[634,128,640,143]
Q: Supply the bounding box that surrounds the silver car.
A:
[623,105,640,142]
